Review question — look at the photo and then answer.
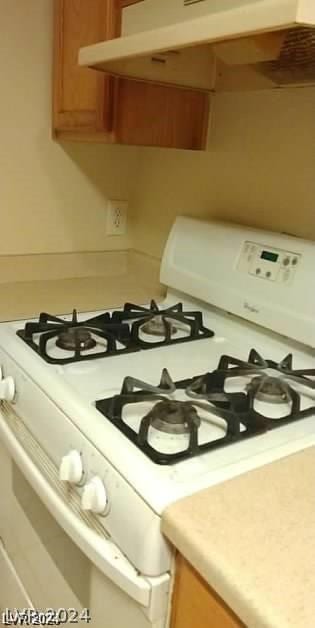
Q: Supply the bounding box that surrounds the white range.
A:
[0,217,314,628]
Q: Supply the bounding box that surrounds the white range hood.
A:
[79,0,315,91]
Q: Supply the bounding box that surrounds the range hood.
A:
[79,0,315,91]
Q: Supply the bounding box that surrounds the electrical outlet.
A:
[106,200,128,236]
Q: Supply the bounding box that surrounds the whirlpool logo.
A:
[243,301,260,314]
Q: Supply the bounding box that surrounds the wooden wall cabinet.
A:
[171,555,245,628]
[53,0,209,149]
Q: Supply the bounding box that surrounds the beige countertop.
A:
[0,250,163,321]
[162,447,315,628]
[0,274,163,321]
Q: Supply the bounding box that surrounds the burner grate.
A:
[17,300,215,365]
[111,300,214,348]
[96,356,315,465]
[97,370,254,465]
[17,309,137,365]
[216,349,315,391]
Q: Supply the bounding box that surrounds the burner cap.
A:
[146,400,201,434]
[141,315,177,337]
[56,327,97,352]
[247,376,292,404]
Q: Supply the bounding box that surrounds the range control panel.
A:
[237,241,301,284]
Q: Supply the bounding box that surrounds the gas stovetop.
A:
[19,299,315,466]
[96,349,315,465]
[6,294,315,475]
[16,300,214,364]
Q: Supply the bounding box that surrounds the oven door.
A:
[0,407,169,628]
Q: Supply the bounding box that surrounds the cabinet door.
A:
[171,555,244,628]
[53,0,119,137]
[53,0,209,149]
[114,80,209,150]
[115,0,209,149]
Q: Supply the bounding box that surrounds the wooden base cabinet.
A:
[53,0,209,149]
[170,555,245,628]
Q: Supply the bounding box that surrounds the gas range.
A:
[0,217,314,586]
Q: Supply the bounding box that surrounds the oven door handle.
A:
[0,409,169,614]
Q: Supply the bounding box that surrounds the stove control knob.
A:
[0,376,15,402]
[59,450,84,485]
[81,476,108,515]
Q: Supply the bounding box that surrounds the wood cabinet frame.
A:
[53,0,209,149]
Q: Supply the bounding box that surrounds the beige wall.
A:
[2,1,315,263]
[0,0,139,255]
[131,87,315,259]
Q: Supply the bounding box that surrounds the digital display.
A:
[261,250,279,263]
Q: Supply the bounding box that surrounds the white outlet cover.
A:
[106,200,128,236]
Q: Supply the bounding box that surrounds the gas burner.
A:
[141,315,178,337]
[56,327,97,352]
[111,300,214,347]
[145,400,201,434]
[17,300,216,363]
[96,369,246,465]
[217,348,315,391]
[246,376,292,404]
[17,309,136,365]
[96,362,315,464]
[185,348,315,422]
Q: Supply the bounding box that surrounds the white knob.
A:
[59,450,84,485]
[0,376,15,402]
[81,476,108,515]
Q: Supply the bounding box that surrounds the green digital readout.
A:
[261,251,278,263]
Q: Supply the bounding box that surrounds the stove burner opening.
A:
[140,315,178,337]
[56,327,97,352]
[145,400,201,434]
[247,375,293,404]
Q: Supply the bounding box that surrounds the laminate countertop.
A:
[162,446,315,628]
[0,273,163,322]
